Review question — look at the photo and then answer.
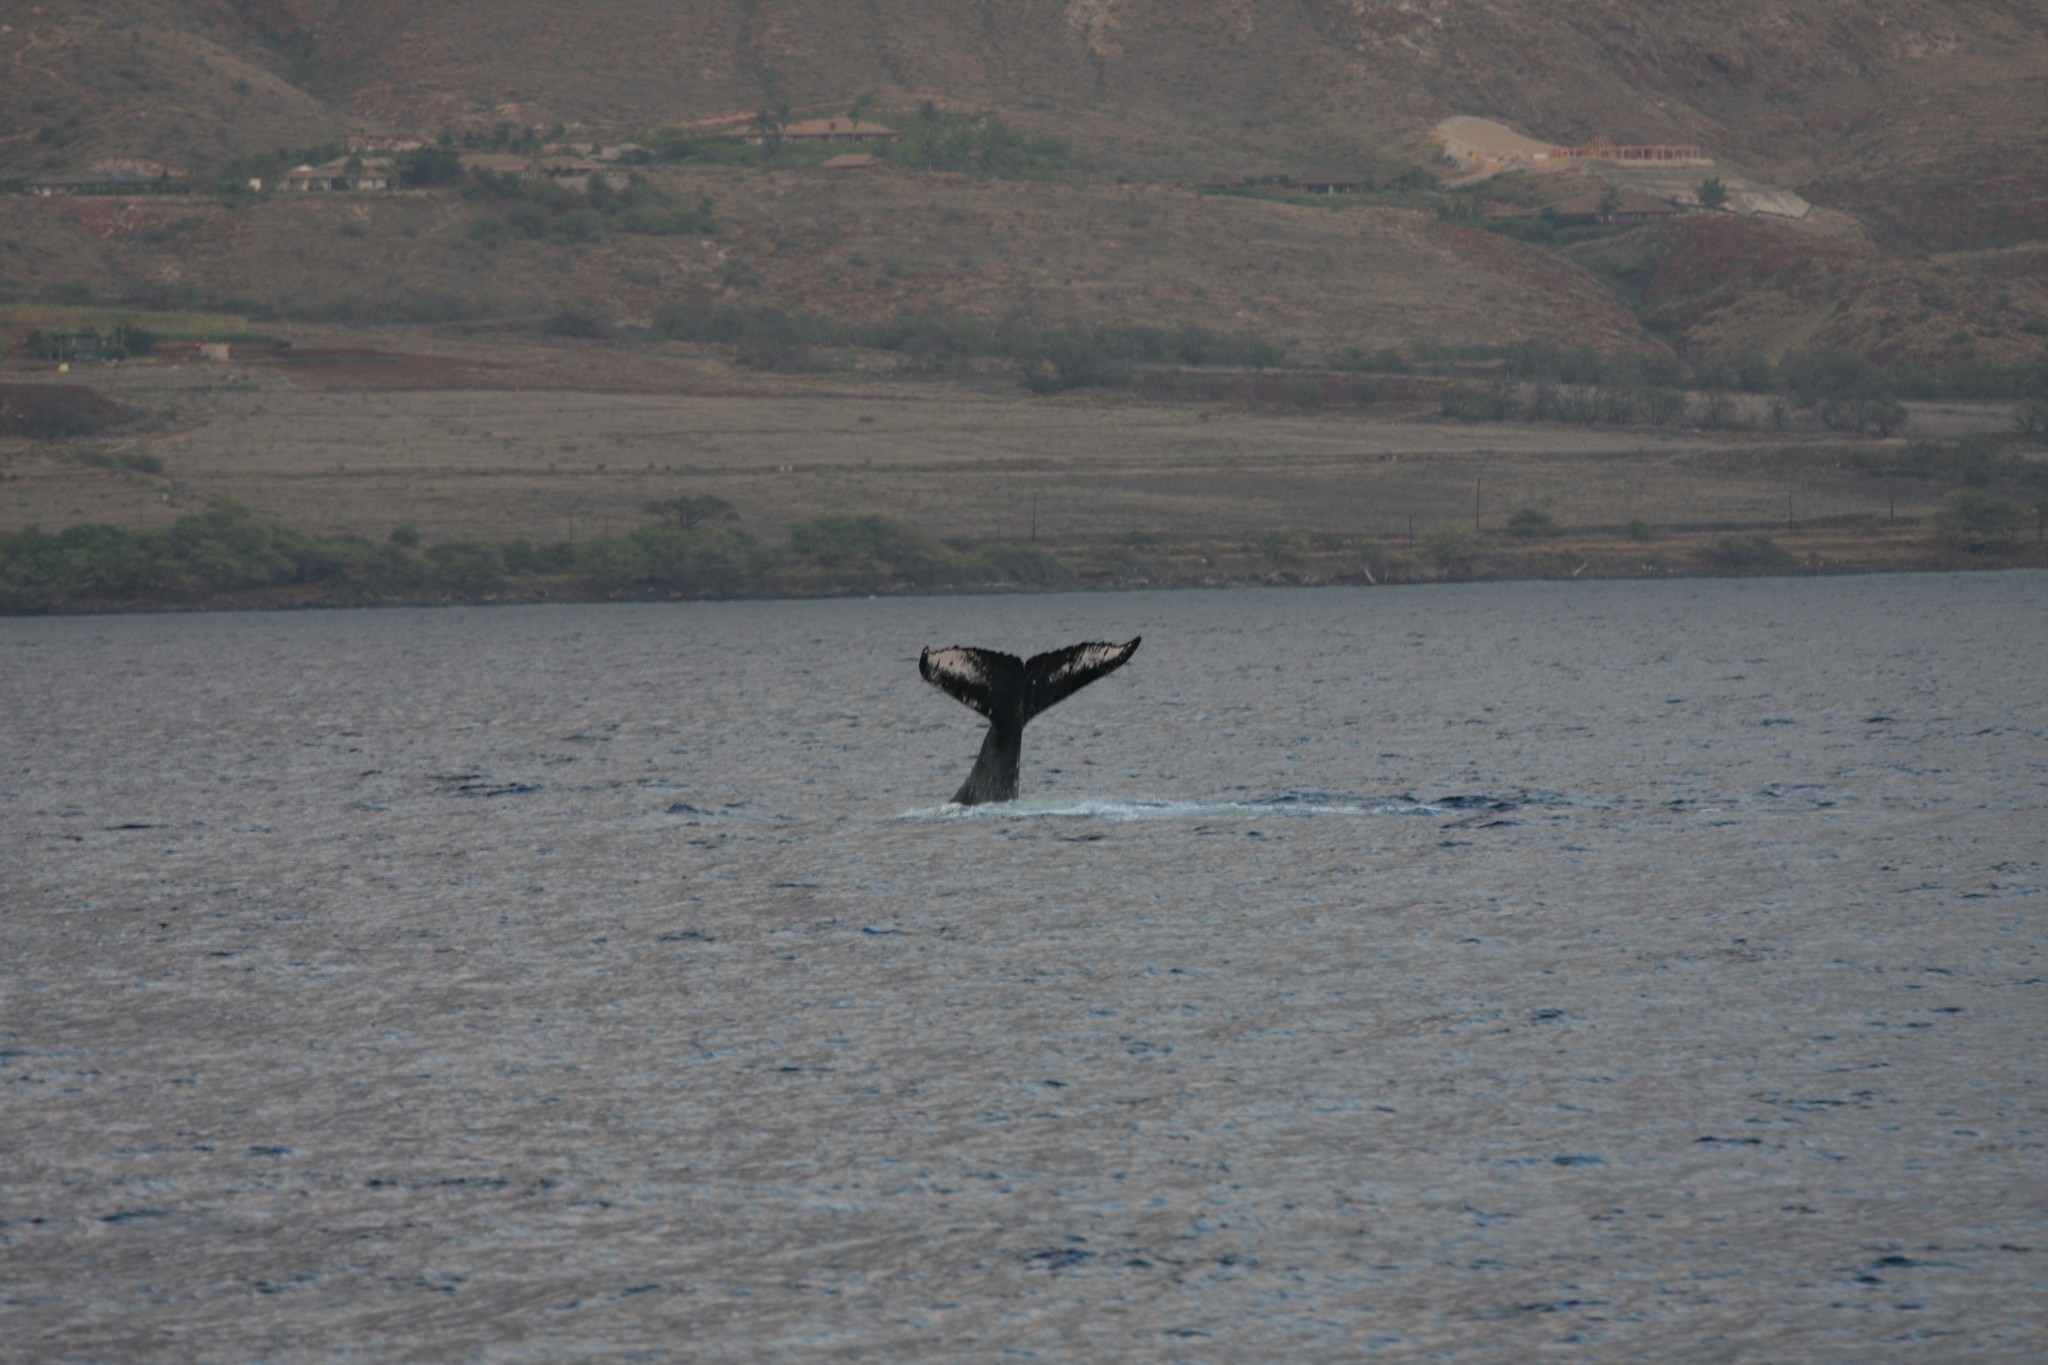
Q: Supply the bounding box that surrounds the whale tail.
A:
[919,637,1140,804]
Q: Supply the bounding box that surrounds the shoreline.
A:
[8,530,2039,617]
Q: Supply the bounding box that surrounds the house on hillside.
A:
[532,158,603,187]
[1550,187,1680,225]
[749,118,898,146]
[458,152,541,178]
[1291,173,1366,195]
[281,158,392,191]
[22,169,168,196]
[349,135,432,154]
[1557,135,1706,163]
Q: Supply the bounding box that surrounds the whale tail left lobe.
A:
[919,638,1140,804]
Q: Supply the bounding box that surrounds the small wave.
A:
[899,793,1441,822]
[660,801,800,823]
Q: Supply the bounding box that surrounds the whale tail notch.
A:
[919,637,1140,804]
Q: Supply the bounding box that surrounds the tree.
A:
[751,104,789,150]
[396,146,462,187]
[1422,521,1483,569]
[1931,490,2027,552]
[1642,387,1688,427]
[1439,381,1506,421]
[1698,177,1729,210]
[847,91,877,124]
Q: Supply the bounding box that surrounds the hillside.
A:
[2,1,2045,371]
[10,2,2045,186]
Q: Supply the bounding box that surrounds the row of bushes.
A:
[8,491,2039,610]
[646,299,1294,385]
[643,108,1068,178]
[466,168,718,244]
[0,502,1073,609]
[1857,435,2048,488]
[634,290,2045,414]
[1408,489,2042,568]
[1437,377,1912,435]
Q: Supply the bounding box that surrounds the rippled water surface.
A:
[5,574,2045,1360]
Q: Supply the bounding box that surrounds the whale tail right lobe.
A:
[919,638,1140,804]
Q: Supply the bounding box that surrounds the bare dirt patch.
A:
[0,383,134,437]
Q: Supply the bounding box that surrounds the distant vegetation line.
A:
[0,498,1068,611]
[634,299,2048,409]
[3,490,2041,614]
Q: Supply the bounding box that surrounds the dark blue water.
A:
[4,573,2044,1359]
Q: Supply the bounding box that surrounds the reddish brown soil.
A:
[0,384,134,437]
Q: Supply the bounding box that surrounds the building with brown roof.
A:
[1557,136,1706,163]
[749,118,898,146]
[1291,173,1366,195]
[281,158,392,191]
[1549,187,1680,224]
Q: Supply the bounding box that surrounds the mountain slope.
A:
[3,2,2044,370]
[0,2,347,177]
[244,0,2048,182]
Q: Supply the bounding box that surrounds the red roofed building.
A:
[1550,187,1681,224]
[750,118,898,146]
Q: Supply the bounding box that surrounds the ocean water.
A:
[3,573,2044,1361]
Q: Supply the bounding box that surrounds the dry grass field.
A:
[3,328,2029,587]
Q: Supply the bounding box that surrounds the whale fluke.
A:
[919,638,1140,805]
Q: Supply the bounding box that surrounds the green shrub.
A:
[500,538,576,575]
[504,201,551,239]
[165,497,292,589]
[1011,330,1126,394]
[730,308,816,371]
[552,209,604,243]
[1505,508,1557,538]
[425,540,508,592]
[1641,387,1688,427]
[786,514,951,582]
[887,112,1067,177]
[1702,533,1792,569]
[1422,521,1483,568]
[1931,490,2028,551]
[625,523,760,591]
[1439,382,1507,421]
[396,147,463,187]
